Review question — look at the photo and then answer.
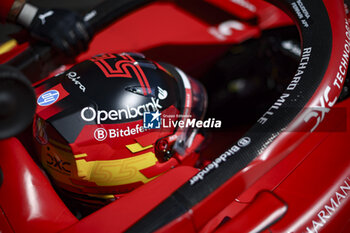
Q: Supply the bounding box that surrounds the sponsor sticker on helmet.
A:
[93,125,148,141]
[66,72,86,92]
[37,90,60,106]
[157,86,168,100]
[81,97,163,124]
[94,128,108,141]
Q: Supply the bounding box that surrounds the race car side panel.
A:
[270,100,350,233]
[0,138,77,233]
[194,99,350,233]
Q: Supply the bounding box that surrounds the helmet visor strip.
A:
[172,67,207,155]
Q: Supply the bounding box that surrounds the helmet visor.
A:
[171,67,207,155]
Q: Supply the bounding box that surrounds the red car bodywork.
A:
[0,0,349,232]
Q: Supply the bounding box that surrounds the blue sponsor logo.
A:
[37,90,60,106]
[143,112,161,129]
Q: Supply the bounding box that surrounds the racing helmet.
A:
[33,52,207,204]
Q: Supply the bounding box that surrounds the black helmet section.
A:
[0,65,36,139]
[35,53,181,144]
